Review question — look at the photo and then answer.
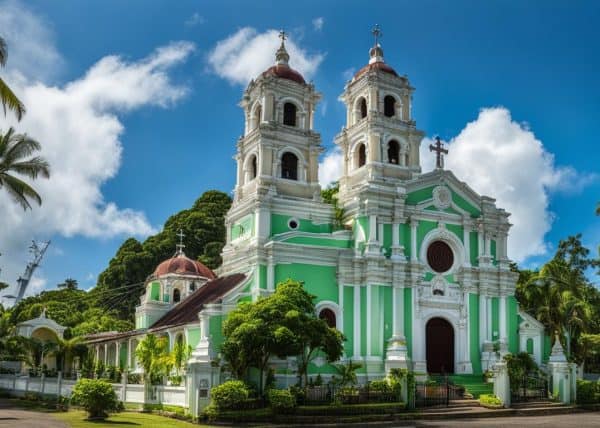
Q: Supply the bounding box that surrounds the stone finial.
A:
[549,333,567,362]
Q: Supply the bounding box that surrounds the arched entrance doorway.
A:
[426,317,454,374]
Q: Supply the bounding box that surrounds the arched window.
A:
[319,308,336,328]
[384,95,396,117]
[387,140,400,164]
[173,288,181,304]
[250,155,257,180]
[359,97,367,119]
[283,102,297,126]
[252,104,262,129]
[190,282,196,292]
[358,144,366,168]
[281,152,298,180]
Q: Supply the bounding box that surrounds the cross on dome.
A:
[429,136,449,169]
[275,29,290,65]
[176,229,186,255]
[372,24,382,46]
[369,24,385,64]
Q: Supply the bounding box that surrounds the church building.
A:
[86,30,549,411]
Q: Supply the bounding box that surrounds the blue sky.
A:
[0,0,598,297]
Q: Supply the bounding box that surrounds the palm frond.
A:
[0,77,25,121]
[0,37,6,67]
[0,173,42,209]
[8,158,50,179]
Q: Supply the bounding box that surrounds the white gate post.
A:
[492,361,510,407]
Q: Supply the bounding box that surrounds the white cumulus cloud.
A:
[0,1,195,294]
[420,107,597,262]
[207,27,324,86]
[318,147,344,188]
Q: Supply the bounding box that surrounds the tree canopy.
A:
[92,190,231,319]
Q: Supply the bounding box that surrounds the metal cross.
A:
[429,136,449,169]
[372,24,382,46]
[176,229,185,253]
[279,30,287,43]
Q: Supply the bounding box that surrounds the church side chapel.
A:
[79,28,553,412]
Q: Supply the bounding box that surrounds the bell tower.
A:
[335,26,425,206]
[234,31,323,203]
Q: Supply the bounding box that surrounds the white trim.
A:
[315,300,342,331]
[419,224,466,276]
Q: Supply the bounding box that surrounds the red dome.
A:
[354,61,398,80]
[153,254,215,279]
[262,64,306,84]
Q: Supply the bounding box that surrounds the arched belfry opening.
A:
[384,95,396,117]
[250,155,257,180]
[359,97,367,119]
[173,288,181,304]
[426,317,454,374]
[281,152,298,180]
[283,102,297,126]
[387,140,400,164]
[357,144,366,168]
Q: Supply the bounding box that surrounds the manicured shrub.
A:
[479,394,502,407]
[576,380,600,404]
[267,388,296,413]
[210,380,249,410]
[70,378,121,420]
[369,380,391,393]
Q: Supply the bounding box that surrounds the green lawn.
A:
[53,410,210,428]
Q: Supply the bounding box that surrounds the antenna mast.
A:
[14,240,50,304]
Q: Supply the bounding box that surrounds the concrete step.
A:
[511,400,568,409]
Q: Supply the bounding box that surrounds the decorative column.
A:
[353,286,361,358]
[385,285,409,372]
[104,343,108,366]
[391,221,405,260]
[115,342,120,368]
[410,218,418,262]
[365,210,380,255]
[267,256,275,291]
[463,220,471,267]
[479,293,488,346]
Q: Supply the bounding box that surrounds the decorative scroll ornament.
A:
[433,185,451,210]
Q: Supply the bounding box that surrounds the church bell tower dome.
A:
[260,31,306,85]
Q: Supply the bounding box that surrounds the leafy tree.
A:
[57,278,78,290]
[53,336,87,374]
[0,37,25,120]
[321,181,345,230]
[170,338,192,377]
[94,190,231,319]
[222,279,345,393]
[333,360,363,387]
[0,128,50,210]
[135,334,169,386]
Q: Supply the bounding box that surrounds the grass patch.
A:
[53,410,209,427]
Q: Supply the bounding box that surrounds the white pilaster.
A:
[410,219,418,262]
[480,293,488,347]
[267,257,275,291]
[353,286,361,357]
[366,284,372,356]
[463,222,471,267]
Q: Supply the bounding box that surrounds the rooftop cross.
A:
[279,29,287,44]
[371,24,382,46]
[429,136,449,169]
[176,229,185,255]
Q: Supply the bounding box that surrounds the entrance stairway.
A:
[447,374,494,399]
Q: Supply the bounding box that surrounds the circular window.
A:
[427,240,454,273]
[288,218,299,230]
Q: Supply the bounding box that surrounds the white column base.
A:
[384,335,410,372]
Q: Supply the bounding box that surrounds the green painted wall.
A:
[383,286,393,357]
[356,216,369,242]
[210,315,224,353]
[470,231,479,266]
[361,286,367,356]
[491,240,497,265]
[343,286,354,357]
[119,344,127,369]
[507,296,519,354]
[417,220,437,255]
[406,186,433,205]
[543,334,552,362]
[526,338,534,354]
[258,264,267,289]
[231,213,254,240]
[447,224,463,243]
[404,288,413,359]
[187,327,201,349]
[451,190,481,217]
[271,214,331,236]
[274,263,338,304]
[284,236,351,248]
[469,294,482,374]
[491,297,500,341]
[150,282,160,301]
[163,293,170,303]
[371,285,382,356]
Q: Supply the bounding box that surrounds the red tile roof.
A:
[149,273,246,330]
[153,254,215,279]
[354,61,398,80]
[262,64,306,84]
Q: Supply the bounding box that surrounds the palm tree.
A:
[58,278,78,290]
[0,37,25,120]
[135,334,169,385]
[54,336,86,375]
[0,127,50,209]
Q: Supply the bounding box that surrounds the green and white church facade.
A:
[92,35,551,404]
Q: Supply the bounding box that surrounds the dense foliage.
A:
[210,380,250,410]
[92,190,231,319]
[70,378,121,419]
[479,394,502,407]
[267,388,296,413]
[576,379,600,404]
[514,233,600,368]
[221,279,344,393]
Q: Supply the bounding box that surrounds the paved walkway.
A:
[0,399,67,428]
[414,412,600,427]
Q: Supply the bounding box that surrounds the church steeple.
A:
[275,30,290,65]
